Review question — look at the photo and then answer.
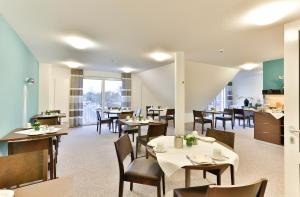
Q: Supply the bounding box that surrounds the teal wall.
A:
[263,58,284,90]
[0,16,39,155]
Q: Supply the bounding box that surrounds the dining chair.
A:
[146,106,159,120]
[203,128,235,185]
[135,123,168,158]
[96,110,113,134]
[0,150,48,189]
[114,134,165,197]
[118,111,139,141]
[233,108,250,129]
[215,109,234,130]
[173,178,268,197]
[193,110,213,134]
[161,108,175,128]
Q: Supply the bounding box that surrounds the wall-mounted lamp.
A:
[24,77,35,85]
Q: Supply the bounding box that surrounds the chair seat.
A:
[195,118,212,123]
[173,185,209,197]
[100,118,112,123]
[216,116,232,121]
[125,158,163,181]
[147,112,159,116]
[161,115,174,120]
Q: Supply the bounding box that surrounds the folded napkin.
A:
[198,136,216,142]
[186,154,211,165]
[0,190,14,197]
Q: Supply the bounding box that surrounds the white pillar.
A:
[174,52,185,136]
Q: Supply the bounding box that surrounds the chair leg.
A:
[215,119,217,128]
[193,121,195,130]
[130,182,133,191]
[231,120,234,129]
[203,170,206,178]
[223,120,226,130]
[99,124,102,135]
[201,123,204,134]
[119,180,124,197]
[162,174,165,195]
[217,174,221,185]
[173,119,175,128]
[132,133,135,142]
[96,122,99,133]
[239,119,241,125]
[135,138,139,158]
[157,183,161,197]
[230,165,235,185]
[243,119,245,129]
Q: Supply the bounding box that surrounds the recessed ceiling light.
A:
[121,67,134,73]
[62,35,97,50]
[61,61,83,68]
[239,63,259,70]
[149,52,172,62]
[244,1,299,26]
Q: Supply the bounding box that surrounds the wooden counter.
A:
[254,112,284,145]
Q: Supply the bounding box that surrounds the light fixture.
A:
[149,52,172,62]
[24,77,35,85]
[121,67,134,73]
[61,61,83,68]
[239,63,259,70]
[62,35,97,50]
[244,1,299,26]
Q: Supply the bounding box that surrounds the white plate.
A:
[209,154,228,161]
[154,147,167,153]
[199,137,216,143]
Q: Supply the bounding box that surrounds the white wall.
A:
[231,69,263,107]
[39,64,70,120]
[131,61,239,121]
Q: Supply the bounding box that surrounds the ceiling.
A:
[1,0,300,72]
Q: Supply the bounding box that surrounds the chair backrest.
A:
[0,150,48,189]
[119,111,134,119]
[223,108,233,116]
[166,109,175,116]
[114,135,134,175]
[205,178,268,197]
[206,129,235,149]
[233,108,244,116]
[147,123,168,139]
[193,110,204,120]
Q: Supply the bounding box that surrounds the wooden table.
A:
[148,108,166,120]
[103,110,134,133]
[32,113,66,124]
[0,124,68,179]
[147,138,236,187]
[14,177,73,197]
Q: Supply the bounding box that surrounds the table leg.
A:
[48,138,55,179]
[212,113,215,129]
[185,168,191,188]
[158,111,161,120]
[230,165,235,185]
[137,126,142,151]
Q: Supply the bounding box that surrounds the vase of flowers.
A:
[32,121,41,131]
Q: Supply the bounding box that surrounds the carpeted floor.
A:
[57,122,283,197]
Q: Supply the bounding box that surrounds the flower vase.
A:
[186,139,193,147]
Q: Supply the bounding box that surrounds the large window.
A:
[83,78,122,125]
[208,83,233,111]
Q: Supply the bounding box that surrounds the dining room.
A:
[1,1,300,197]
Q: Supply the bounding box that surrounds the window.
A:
[83,78,122,125]
[208,82,233,111]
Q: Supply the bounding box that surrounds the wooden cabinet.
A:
[254,112,284,145]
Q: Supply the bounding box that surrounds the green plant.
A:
[32,121,41,131]
[184,134,196,147]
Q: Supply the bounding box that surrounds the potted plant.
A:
[184,133,197,147]
[32,121,41,131]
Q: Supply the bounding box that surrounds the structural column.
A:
[174,52,185,136]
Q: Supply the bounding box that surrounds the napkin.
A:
[198,136,216,142]
[187,154,211,164]
[0,190,14,197]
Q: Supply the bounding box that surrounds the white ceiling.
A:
[1,0,300,72]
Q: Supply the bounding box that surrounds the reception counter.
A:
[254,112,284,145]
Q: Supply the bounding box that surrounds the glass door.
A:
[104,80,122,108]
[83,79,102,125]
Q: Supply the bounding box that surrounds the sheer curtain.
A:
[69,69,83,127]
[121,73,131,108]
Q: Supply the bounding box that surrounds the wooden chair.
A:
[0,150,48,189]
[173,178,268,197]
[135,123,168,158]
[193,110,213,134]
[161,108,175,128]
[203,129,235,185]
[96,110,113,134]
[114,134,165,197]
[146,106,159,119]
[215,109,234,130]
[118,111,139,142]
[233,108,250,129]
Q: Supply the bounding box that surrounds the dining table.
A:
[203,110,229,129]
[146,136,239,187]
[31,113,66,124]
[0,124,69,179]
[13,177,73,197]
[147,107,166,120]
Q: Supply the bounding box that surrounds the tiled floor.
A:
[57,122,283,197]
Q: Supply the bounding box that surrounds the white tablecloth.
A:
[15,128,60,135]
[148,136,239,177]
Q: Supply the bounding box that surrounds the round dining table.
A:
[147,136,239,187]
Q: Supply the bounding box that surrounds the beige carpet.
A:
[57,123,283,197]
